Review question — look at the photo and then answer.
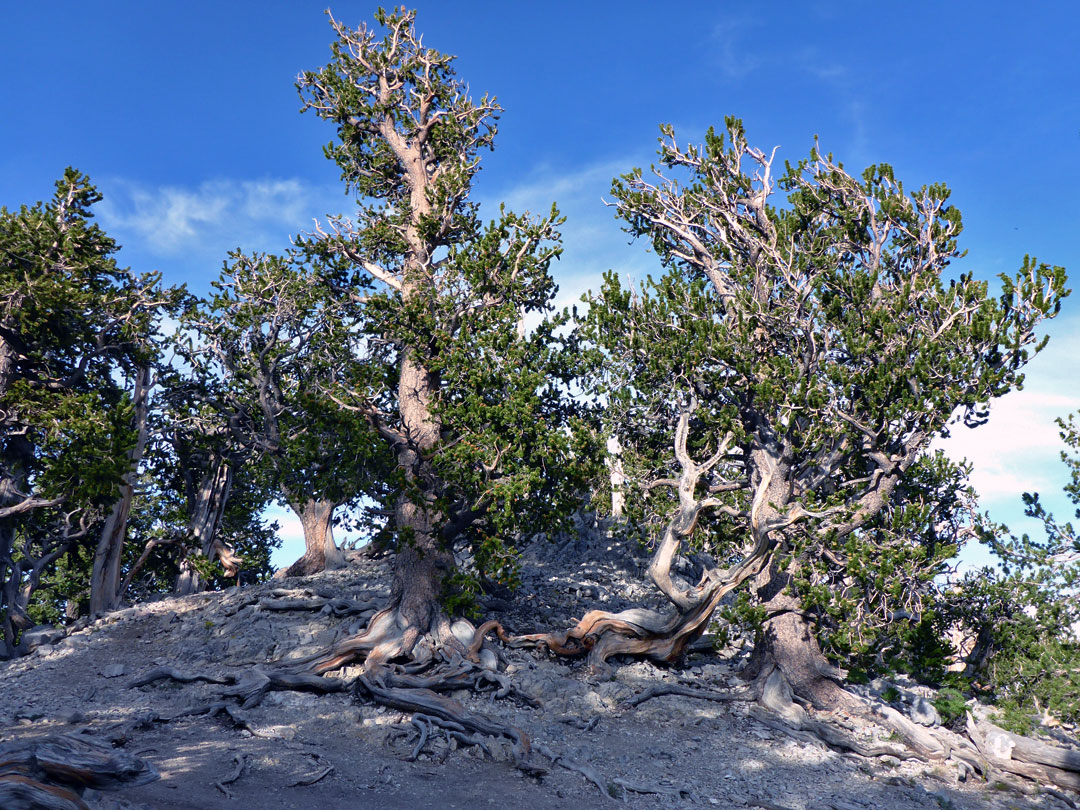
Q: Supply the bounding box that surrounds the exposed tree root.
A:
[127,630,534,764]
[396,712,533,768]
[258,595,378,617]
[467,585,726,675]
[213,754,248,799]
[532,743,616,803]
[733,656,1080,801]
[626,681,755,708]
[0,775,89,810]
[356,674,530,757]
[300,606,446,674]
[127,666,235,688]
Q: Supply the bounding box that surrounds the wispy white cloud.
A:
[485,157,661,322]
[98,177,344,259]
[711,19,763,79]
[935,314,1080,531]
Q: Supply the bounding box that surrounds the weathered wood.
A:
[258,596,378,616]
[357,675,530,756]
[0,733,158,802]
[997,723,1080,774]
[90,364,151,615]
[127,666,236,688]
[0,776,89,810]
[627,682,753,708]
[967,714,1080,792]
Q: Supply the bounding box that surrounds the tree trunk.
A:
[607,436,626,519]
[0,523,18,657]
[0,433,35,656]
[304,351,457,674]
[89,364,150,615]
[741,561,860,713]
[175,458,233,596]
[384,348,451,647]
[279,498,347,577]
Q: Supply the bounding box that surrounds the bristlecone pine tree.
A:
[183,250,389,579]
[292,9,589,675]
[511,119,1067,719]
[0,170,175,655]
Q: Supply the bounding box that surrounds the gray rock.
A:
[58,634,90,650]
[909,696,940,727]
[450,619,476,647]
[21,624,64,650]
[477,648,498,671]
[102,663,127,678]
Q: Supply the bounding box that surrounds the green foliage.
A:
[939,413,1080,726]
[291,9,597,590]
[997,702,1036,736]
[440,570,482,620]
[1,170,177,650]
[933,687,968,727]
[588,116,1065,678]
[180,249,392,558]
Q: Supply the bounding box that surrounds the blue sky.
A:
[4,2,1078,568]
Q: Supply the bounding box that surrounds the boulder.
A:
[21,625,64,651]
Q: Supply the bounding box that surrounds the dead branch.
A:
[127,667,236,688]
[626,682,754,708]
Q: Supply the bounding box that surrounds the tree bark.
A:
[0,433,37,656]
[279,498,347,577]
[175,458,233,596]
[741,561,860,713]
[303,351,457,674]
[386,348,451,645]
[89,364,150,615]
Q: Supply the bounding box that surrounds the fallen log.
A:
[0,733,158,809]
[967,714,1080,793]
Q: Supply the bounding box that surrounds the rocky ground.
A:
[2,534,1076,810]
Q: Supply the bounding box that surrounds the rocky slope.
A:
[1,537,1074,810]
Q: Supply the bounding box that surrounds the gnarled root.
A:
[358,678,529,757]
[471,582,726,674]
[130,602,535,766]
[743,657,1080,801]
[300,606,433,674]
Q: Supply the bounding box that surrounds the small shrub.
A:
[932,688,968,727]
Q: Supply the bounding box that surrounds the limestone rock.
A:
[21,624,64,651]
[909,696,940,727]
